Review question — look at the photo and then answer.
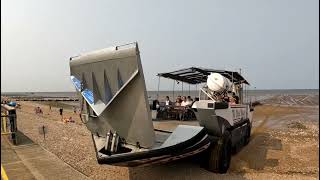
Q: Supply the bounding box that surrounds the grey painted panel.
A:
[194,109,223,136]
[160,125,204,148]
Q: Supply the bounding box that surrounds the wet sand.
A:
[12,94,319,180]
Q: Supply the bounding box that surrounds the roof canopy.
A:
[157,67,249,85]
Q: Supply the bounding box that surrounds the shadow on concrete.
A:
[15,130,35,146]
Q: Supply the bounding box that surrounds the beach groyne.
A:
[3,96,79,102]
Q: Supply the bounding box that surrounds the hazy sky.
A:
[1,0,319,92]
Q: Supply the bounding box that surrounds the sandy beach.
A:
[9,93,319,180]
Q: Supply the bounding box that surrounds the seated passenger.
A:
[223,96,230,103]
[181,96,188,106]
[186,96,193,106]
[165,96,171,106]
[175,97,182,106]
[156,101,160,111]
[232,92,239,104]
[229,97,236,105]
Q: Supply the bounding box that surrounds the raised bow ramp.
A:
[70,43,155,149]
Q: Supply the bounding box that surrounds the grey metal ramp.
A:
[69,42,155,149]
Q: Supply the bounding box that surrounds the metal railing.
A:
[1,104,17,144]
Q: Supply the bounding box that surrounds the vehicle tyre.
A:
[244,122,251,145]
[206,131,232,173]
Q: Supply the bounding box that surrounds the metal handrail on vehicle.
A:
[199,87,215,101]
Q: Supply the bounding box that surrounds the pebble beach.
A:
[5,92,319,180]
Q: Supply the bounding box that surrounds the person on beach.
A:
[69,116,74,123]
[59,108,63,116]
[73,106,77,114]
[35,107,43,114]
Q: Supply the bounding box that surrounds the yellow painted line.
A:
[1,164,9,180]
[1,132,12,135]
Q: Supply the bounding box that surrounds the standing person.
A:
[59,108,63,118]
[35,107,41,114]
[49,105,51,111]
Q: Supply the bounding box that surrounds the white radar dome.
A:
[207,73,231,92]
